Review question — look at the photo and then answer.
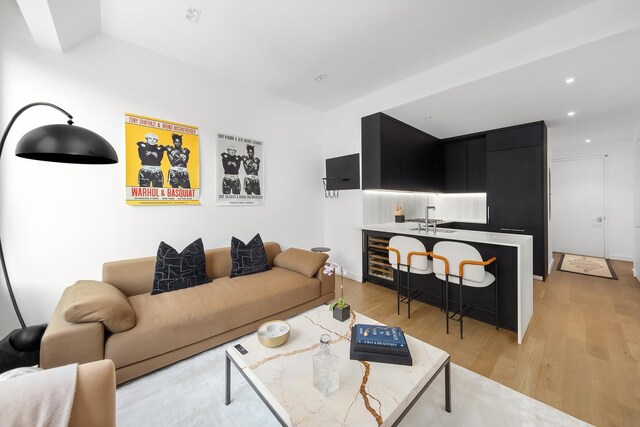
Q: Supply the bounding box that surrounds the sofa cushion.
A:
[274,248,329,278]
[105,267,320,368]
[63,280,136,333]
[151,238,211,295]
[229,234,271,278]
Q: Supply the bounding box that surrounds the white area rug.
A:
[117,336,590,427]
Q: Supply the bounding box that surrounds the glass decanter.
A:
[313,334,339,396]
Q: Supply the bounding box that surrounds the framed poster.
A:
[216,133,264,206]
[125,113,200,205]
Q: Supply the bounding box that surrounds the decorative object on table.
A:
[216,132,265,206]
[230,233,271,277]
[312,334,339,396]
[310,247,331,253]
[125,113,201,205]
[349,326,413,366]
[151,237,211,294]
[325,262,350,321]
[256,321,290,348]
[323,153,360,198]
[0,102,117,372]
[556,253,617,279]
[394,203,405,223]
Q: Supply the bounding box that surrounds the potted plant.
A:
[325,262,350,321]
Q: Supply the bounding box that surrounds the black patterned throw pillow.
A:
[230,233,271,278]
[151,238,211,295]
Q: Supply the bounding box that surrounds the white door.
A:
[551,156,606,257]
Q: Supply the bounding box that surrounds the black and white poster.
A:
[216,133,265,206]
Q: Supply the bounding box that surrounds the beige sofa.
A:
[41,243,334,384]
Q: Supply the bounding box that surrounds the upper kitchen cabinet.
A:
[443,136,486,193]
[362,112,443,192]
[486,121,545,151]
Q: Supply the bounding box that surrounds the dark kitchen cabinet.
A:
[467,137,486,192]
[362,112,443,192]
[485,121,547,278]
[486,145,542,229]
[443,137,486,193]
[486,122,544,151]
[444,140,467,193]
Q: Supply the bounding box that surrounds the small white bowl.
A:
[257,320,291,348]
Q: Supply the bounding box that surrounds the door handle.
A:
[500,228,525,233]
[487,206,490,223]
[596,217,603,223]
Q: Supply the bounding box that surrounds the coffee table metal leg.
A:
[445,359,451,413]
[225,351,231,405]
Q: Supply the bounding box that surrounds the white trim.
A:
[548,257,555,274]
[608,255,634,262]
[533,275,543,281]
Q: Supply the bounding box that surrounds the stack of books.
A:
[349,324,412,366]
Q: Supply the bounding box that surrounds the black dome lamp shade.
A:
[0,102,117,369]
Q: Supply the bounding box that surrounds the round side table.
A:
[311,247,331,253]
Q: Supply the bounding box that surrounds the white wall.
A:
[551,140,635,261]
[0,1,325,337]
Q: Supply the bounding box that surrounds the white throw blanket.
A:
[0,363,78,427]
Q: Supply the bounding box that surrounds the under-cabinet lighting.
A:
[363,190,486,198]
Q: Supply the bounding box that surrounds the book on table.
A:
[350,326,413,366]
[353,324,409,356]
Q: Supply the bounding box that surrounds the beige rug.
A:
[557,253,617,280]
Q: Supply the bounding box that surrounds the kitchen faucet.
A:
[425,205,436,234]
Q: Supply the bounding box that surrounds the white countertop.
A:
[362,222,532,248]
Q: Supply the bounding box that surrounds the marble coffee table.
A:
[225,305,451,426]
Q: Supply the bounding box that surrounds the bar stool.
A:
[387,236,436,319]
[432,241,498,339]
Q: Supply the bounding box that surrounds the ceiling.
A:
[100,0,595,111]
[385,27,640,147]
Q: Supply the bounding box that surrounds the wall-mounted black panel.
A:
[325,153,360,190]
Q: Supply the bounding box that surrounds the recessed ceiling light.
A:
[585,139,591,143]
[313,73,327,82]
[565,77,576,84]
[186,7,201,23]
[567,111,576,117]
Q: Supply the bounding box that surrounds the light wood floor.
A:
[343,253,640,426]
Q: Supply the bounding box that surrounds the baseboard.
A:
[346,273,363,283]
[608,254,634,262]
[533,275,543,282]
[548,258,555,274]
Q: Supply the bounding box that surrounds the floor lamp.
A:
[0,102,117,370]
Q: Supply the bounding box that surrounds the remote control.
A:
[234,344,248,355]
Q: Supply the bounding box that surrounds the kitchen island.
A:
[362,223,533,344]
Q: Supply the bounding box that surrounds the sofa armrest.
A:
[40,289,105,369]
[316,269,335,296]
[69,360,116,427]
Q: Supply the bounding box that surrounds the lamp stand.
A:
[0,102,117,373]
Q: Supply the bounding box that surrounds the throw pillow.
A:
[230,233,271,278]
[273,248,329,278]
[63,280,136,333]
[151,238,211,295]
